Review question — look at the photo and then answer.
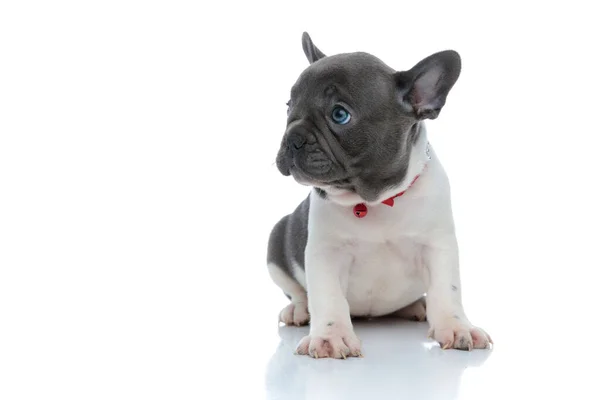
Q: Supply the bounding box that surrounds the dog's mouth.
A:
[276,124,354,192]
[291,166,357,195]
[289,164,323,186]
[283,158,370,205]
[279,149,336,185]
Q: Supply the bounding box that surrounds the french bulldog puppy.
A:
[267,32,491,358]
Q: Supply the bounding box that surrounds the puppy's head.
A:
[276,32,461,204]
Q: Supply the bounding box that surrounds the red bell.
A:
[353,203,368,218]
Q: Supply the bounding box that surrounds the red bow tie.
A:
[353,174,420,218]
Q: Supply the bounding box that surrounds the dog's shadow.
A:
[265,318,491,399]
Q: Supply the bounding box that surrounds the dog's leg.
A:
[267,263,309,326]
[392,296,427,321]
[423,235,492,350]
[295,249,362,359]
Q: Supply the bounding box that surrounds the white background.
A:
[1,1,599,399]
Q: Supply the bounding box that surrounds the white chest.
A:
[305,145,451,317]
[342,237,427,317]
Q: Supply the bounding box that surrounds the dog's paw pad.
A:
[470,327,493,349]
[295,328,361,359]
[430,321,491,350]
[279,302,309,326]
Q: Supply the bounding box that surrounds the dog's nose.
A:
[288,132,306,150]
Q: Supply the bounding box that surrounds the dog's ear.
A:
[302,32,326,64]
[394,50,461,120]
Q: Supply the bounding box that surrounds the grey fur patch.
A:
[407,122,423,147]
[451,285,458,291]
[267,194,310,279]
[314,187,328,200]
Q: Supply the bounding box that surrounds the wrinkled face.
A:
[276,53,417,202]
[276,33,461,203]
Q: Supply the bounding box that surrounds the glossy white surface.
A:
[267,320,488,400]
[260,294,599,400]
[2,1,599,399]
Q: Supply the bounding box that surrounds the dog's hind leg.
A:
[392,296,427,321]
[267,201,311,326]
[268,262,309,326]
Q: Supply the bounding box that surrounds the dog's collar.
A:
[353,142,431,218]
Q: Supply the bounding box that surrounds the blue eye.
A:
[331,106,351,124]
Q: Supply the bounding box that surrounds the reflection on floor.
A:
[265,318,491,400]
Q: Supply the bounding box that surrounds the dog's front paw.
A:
[295,325,362,359]
[429,318,492,350]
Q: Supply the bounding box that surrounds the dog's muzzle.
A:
[278,122,333,181]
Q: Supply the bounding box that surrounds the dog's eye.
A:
[331,106,351,125]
